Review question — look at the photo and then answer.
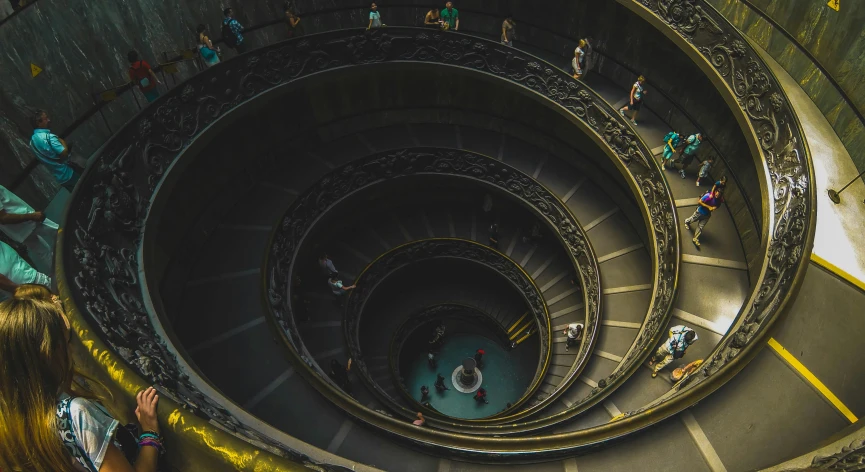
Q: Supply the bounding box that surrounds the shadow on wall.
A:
[0,0,289,200]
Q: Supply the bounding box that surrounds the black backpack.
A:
[222,21,238,48]
[670,331,689,359]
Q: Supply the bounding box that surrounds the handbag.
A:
[199,45,218,62]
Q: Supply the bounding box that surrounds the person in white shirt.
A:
[564,322,584,351]
[572,40,587,79]
[0,185,58,274]
[649,325,698,378]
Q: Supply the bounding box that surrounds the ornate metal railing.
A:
[598,0,815,422]
[256,31,679,432]
[264,148,599,428]
[344,240,548,420]
[341,241,547,421]
[60,27,679,460]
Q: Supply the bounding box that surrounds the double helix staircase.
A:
[55,10,858,468]
[163,99,755,468]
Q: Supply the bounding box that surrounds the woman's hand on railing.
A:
[135,386,160,433]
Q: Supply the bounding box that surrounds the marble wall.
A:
[706,0,865,177]
[0,0,287,206]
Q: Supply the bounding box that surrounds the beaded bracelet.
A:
[138,438,165,456]
[140,430,164,442]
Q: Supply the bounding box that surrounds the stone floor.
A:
[403,332,536,419]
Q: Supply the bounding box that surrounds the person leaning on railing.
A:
[0,184,58,275]
[423,6,442,28]
[0,284,164,472]
[283,2,303,38]
[197,24,221,68]
[0,241,51,298]
[127,50,161,104]
[29,109,81,192]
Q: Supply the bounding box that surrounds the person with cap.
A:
[474,387,488,404]
[649,325,698,378]
[474,348,485,367]
[563,322,584,352]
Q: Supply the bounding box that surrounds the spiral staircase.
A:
[53,1,865,471]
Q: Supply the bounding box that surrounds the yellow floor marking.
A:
[810,254,865,293]
[509,318,534,341]
[507,311,529,334]
[515,328,536,345]
[768,337,857,423]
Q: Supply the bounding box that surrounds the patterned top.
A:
[223,17,244,45]
[56,393,120,471]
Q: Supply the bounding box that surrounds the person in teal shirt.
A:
[441,1,459,31]
[661,131,681,169]
[368,2,383,29]
[29,110,79,191]
[677,133,703,179]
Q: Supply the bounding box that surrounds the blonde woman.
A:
[0,285,162,472]
[572,39,587,79]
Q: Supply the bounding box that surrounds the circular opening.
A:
[362,258,541,419]
[402,327,535,418]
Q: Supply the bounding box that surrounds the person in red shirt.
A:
[127,50,161,103]
[474,387,488,404]
[474,348,485,367]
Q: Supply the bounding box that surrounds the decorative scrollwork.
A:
[62,27,678,458]
[619,0,813,421]
[780,437,865,471]
[265,148,606,426]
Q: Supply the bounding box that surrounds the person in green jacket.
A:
[441,1,459,31]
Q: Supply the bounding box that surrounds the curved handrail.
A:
[61,27,676,460]
[253,32,678,431]
[601,0,815,420]
[341,238,549,422]
[263,146,597,428]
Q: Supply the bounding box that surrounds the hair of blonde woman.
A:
[0,285,95,472]
[578,39,586,48]
[638,75,646,82]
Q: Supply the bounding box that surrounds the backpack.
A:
[663,131,680,147]
[670,331,691,359]
[129,62,152,89]
[222,21,238,48]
